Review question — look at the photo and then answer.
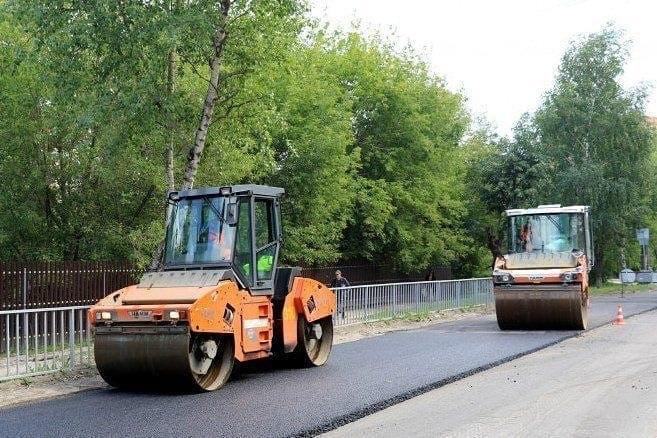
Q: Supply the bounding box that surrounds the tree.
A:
[5,0,307,265]
[533,26,655,282]
[461,116,539,274]
[0,8,162,261]
[266,43,357,265]
[326,34,471,272]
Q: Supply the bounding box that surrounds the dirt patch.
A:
[0,305,493,410]
[0,365,105,410]
[334,305,494,345]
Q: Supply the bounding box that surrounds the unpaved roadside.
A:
[0,365,104,409]
[324,309,657,438]
[333,305,494,344]
[0,305,493,409]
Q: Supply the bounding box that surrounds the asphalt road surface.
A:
[1,292,656,438]
[324,304,657,438]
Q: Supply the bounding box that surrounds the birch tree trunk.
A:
[166,48,177,192]
[179,1,231,190]
[149,0,232,269]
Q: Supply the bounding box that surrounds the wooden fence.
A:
[300,265,451,286]
[0,261,451,310]
[0,261,140,310]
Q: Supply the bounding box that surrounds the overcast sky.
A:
[310,0,657,136]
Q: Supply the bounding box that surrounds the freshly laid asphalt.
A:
[1,292,656,438]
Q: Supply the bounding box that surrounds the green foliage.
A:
[532,26,655,281]
[326,33,471,272]
[463,26,657,281]
[0,1,306,265]
[3,4,653,285]
[460,118,540,275]
[267,42,357,265]
[0,9,160,261]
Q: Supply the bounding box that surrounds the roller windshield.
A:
[508,213,585,254]
[164,196,235,266]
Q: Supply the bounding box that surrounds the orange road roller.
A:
[89,185,336,391]
[493,205,594,330]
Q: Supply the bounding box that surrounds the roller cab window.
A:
[254,198,277,283]
[164,196,235,267]
[234,198,253,284]
[234,196,279,290]
[507,213,586,254]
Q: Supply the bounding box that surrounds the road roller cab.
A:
[89,185,336,391]
[493,205,593,330]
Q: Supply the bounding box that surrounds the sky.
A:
[309,0,657,136]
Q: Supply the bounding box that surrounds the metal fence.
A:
[0,306,91,382]
[0,278,492,381]
[332,278,493,326]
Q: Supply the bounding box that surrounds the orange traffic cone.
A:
[612,305,626,325]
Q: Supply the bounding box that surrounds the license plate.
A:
[129,310,152,318]
[528,275,544,281]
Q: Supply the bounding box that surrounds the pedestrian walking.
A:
[330,270,350,288]
[330,270,350,320]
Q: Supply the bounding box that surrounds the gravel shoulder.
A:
[324,307,657,438]
[0,305,493,410]
[0,366,103,409]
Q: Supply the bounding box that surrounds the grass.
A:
[589,282,657,296]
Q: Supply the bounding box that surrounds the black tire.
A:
[293,316,333,367]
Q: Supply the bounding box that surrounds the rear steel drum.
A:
[494,285,587,330]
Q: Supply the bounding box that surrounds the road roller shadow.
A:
[90,355,323,396]
[102,384,206,396]
[230,356,314,383]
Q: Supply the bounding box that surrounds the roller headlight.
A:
[169,310,180,320]
[561,271,580,282]
[101,311,112,320]
[494,273,514,284]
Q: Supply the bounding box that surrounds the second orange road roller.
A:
[493,205,594,330]
[89,185,336,391]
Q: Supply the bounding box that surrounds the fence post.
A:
[488,279,494,305]
[23,311,28,371]
[68,309,75,366]
[22,268,27,309]
[103,271,106,295]
[392,285,397,316]
[456,281,462,308]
